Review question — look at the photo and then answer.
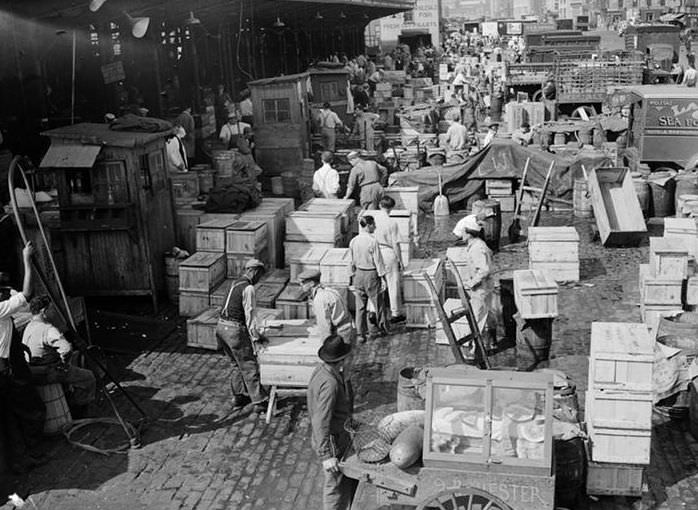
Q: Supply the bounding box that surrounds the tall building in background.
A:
[367,0,441,52]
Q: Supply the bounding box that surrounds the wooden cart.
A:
[341,368,557,510]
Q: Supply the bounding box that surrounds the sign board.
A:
[377,0,440,48]
[507,22,523,35]
[101,61,125,85]
[439,64,449,81]
[645,98,698,134]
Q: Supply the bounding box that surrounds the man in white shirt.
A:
[371,196,405,324]
[0,243,33,362]
[313,151,341,199]
[298,269,355,346]
[511,122,533,146]
[445,117,468,151]
[219,112,252,150]
[318,102,344,152]
[483,122,498,148]
[682,63,697,87]
[166,126,188,172]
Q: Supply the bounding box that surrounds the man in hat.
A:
[452,215,496,349]
[344,152,386,210]
[298,270,355,345]
[219,111,252,151]
[353,105,379,152]
[217,258,268,411]
[512,122,533,147]
[318,103,345,152]
[482,122,498,148]
[371,196,405,324]
[175,105,196,156]
[307,335,356,510]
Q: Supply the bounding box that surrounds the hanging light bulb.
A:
[272,16,286,28]
[339,11,347,19]
[89,0,107,12]
[315,11,324,20]
[123,11,151,38]
[184,11,201,26]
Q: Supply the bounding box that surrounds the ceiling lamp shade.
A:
[315,11,324,20]
[89,0,107,12]
[124,12,151,38]
[339,11,347,19]
[272,16,285,28]
[184,11,201,26]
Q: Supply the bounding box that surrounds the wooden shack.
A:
[39,123,175,309]
[308,66,351,125]
[248,73,311,189]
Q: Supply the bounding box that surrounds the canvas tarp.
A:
[390,139,613,211]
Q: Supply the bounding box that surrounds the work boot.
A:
[368,312,378,326]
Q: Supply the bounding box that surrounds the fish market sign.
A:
[647,99,698,133]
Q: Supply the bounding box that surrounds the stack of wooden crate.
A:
[284,210,344,266]
[298,198,356,247]
[240,198,295,269]
[178,252,227,317]
[225,220,269,278]
[485,179,516,213]
[403,258,443,327]
[586,322,653,496]
[528,226,580,282]
[186,307,284,351]
[663,218,698,308]
[383,186,420,259]
[319,248,353,310]
[513,269,559,319]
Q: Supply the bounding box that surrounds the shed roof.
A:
[248,73,310,87]
[41,123,170,148]
[609,85,698,99]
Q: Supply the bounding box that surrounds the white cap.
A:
[452,214,482,237]
[175,126,186,138]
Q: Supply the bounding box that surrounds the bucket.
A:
[213,151,235,178]
[675,174,698,215]
[553,132,566,145]
[648,170,676,218]
[397,367,426,412]
[164,254,181,304]
[678,194,698,217]
[515,314,553,371]
[37,383,72,435]
[554,437,586,508]
[631,174,651,217]
[471,199,502,253]
[271,176,284,196]
[197,170,215,194]
[281,171,300,199]
[573,178,593,218]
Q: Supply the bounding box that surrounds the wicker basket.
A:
[344,418,392,463]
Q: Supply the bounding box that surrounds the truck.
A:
[606,85,698,169]
[624,23,681,68]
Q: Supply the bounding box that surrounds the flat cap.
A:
[347,150,361,160]
[244,258,265,270]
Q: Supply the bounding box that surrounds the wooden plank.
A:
[586,461,645,497]
[320,248,352,286]
[402,258,443,302]
[585,389,652,430]
[286,211,342,243]
[587,421,651,464]
[513,269,559,319]
[225,220,268,255]
[290,247,330,282]
[178,252,226,292]
[196,218,238,252]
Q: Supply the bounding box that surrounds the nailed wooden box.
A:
[299,198,356,240]
[178,290,210,318]
[485,179,513,196]
[649,237,688,279]
[435,298,472,344]
[286,211,342,243]
[178,252,226,292]
[513,269,559,319]
[289,247,330,282]
[384,186,419,214]
[586,461,645,497]
[320,248,352,286]
[490,194,516,213]
[240,199,290,270]
[226,248,269,279]
[664,217,698,259]
[405,301,439,328]
[403,258,443,303]
[255,281,286,309]
[170,172,200,204]
[225,220,268,255]
[640,303,682,333]
[589,322,654,392]
[687,276,698,305]
[446,246,469,286]
[276,284,311,320]
[638,263,683,305]
[258,320,322,387]
[585,389,653,431]
[528,226,580,282]
[175,207,205,253]
[196,218,239,252]
[262,269,291,285]
[284,241,336,267]
[389,210,413,242]
[587,421,651,465]
[186,307,220,350]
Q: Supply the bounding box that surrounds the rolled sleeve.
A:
[242,285,259,341]
[0,292,28,320]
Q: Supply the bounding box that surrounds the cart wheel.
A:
[416,487,513,510]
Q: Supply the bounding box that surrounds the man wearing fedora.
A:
[298,269,355,346]
[307,335,356,510]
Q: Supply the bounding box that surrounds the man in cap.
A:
[344,152,386,210]
[307,335,356,510]
[452,215,496,349]
[298,270,355,345]
[175,105,196,156]
[512,122,533,146]
[482,122,498,148]
[445,115,468,152]
[217,258,268,411]
[219,111,252,151]
[318,102,345,152]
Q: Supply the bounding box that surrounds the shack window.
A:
[262,98,291,123]
[320,82,339,102]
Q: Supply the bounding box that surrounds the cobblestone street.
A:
[2,210,698,510]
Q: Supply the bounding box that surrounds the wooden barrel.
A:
[648,170,676,218]
[37,383,72,435]
[515,315,553,371]
[553,132,566,145]
[675,174,698,215]
[397,367,425,412]
[499,278,517,342]
[554,437,586,508]
[212,150,235,177]
[271,176,284,195]
[471,199,501,252]
[573,178,593,218]
[677,194,698,217]
[164,254,180,304]
[630,173,651,217]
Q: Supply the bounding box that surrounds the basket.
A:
[344,418,391,463]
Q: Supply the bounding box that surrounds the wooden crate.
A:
[638,263,682,305]
[170,172,200,204]
[389,210,413,242]
[664,217,698,260]
[320,248,352,286]
[435,298,472,344]
[588,421,651,465]
[210,279,235,308]
[186,307,220,350]
[284,241,336,267]
[299,198,356,240]
[589,322,653,392]
[403,258,443,303]
[528,261,579,282]
[586,461,645,497]
[226,248,269,279]
[225,220,268,255]
[588,167,647,247]
[256,197,295,216]
[286,211,342,243]
[196,218,239,252]
[585,389,652,430]
[687,276,698,305]
[528,226,579,282]
[240,205,287,269]
[641,303,683,333]
[446,246,468,286]
[289,246,330,282]
[489,194,516,212]
[513,269,559,319]
[258,320,322,387]
[383,186,420,214]
[262,269,290,285]
[649,237,688,279]
[201,213,240,223]
[405,301,438,328]
[255,281,286,309]
[175,207,205,253]
[178,252,226,292]
[485,179,513,196]
[179,290,210,317]
[276,284,310,319]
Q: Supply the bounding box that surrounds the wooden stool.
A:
[265,386,307,424]
[36,383,72,435]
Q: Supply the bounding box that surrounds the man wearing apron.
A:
[344,151,386,210]
[452,215,496,349]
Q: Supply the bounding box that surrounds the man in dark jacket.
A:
[307,335,356,510]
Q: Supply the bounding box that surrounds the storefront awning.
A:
[40,144,101,168]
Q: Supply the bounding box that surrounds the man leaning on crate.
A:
[216,258,268,412]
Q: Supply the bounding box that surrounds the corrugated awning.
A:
[40,144,101,168]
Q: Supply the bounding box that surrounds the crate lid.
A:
[664,217,698,234]
[198,218,238,229]
[179,251,225,267]
[528,226,580,243]
[650,236,689,255]
[590,322,653,355]
[288,210,341,219]
[298,247,329,264]
[262,269,291,285]
[513,269,558,294]
[277,283,310,302]
[170,172,199,182]
[404,258,442,278]
[226,220,267,231]
[320,248,350,266]
[211,279,235,298]
[385,186,419,192]
[255,281,286,302]
[188,307,219,324]
[389,209,412,218]
[176,207,205,217]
